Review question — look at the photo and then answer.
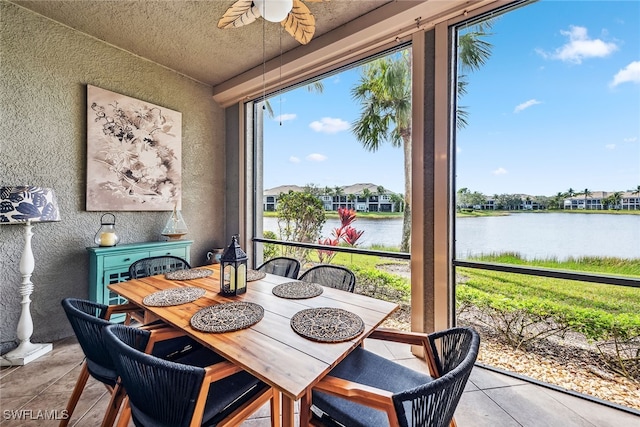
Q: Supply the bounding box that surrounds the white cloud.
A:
[492,167,508,175]
[276,113,297,122]
[605,144,616,150]
[623,137,638,143]
[456,146,463,153]
[538,26,618,64]
[309,117,350,134]
[306,153,327,162]
[610,61,640,87]
[514,99,542,113]
[289,156,300,163]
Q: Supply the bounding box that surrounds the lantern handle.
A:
[100,212,116,225]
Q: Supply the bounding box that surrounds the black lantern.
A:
[94,213,120,247]
[220,235,247,296]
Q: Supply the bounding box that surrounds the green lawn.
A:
[318,250,640,342]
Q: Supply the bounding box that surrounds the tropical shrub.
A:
[276,190,325,261]
[456,266,640,379]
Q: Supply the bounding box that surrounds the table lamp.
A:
[0,186,60,366]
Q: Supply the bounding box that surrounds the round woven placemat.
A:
[290,307,364,343]
[248,269,266,281]
[190,302,264,333]
[223,269,266,282]
[165,268,213,281]
[143,287,206,307]
[272,282,323,299]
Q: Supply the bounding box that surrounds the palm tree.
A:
[610,191,623,210]
[554,192,565,210]
[362,188,372,201]
[565,188,576,209]
[347,193,355,209]
[352,51,411,249]
[351,25,494,252]
[632,185,640,210]
[333,186,344,209]
[457,20,494,129]
[580,188,592,210]
[389,193,404,212]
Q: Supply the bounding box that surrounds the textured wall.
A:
[0,2,226,352]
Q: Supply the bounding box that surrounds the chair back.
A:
[104,324,207,427]
[128,255,191,279]
[61,298,146,385]
[299,265,356,292]
[393,327,480,427]
[256,257,300,279]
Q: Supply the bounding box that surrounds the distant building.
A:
[563,191,639,210]
[263,183,400,213]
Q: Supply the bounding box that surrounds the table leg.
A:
[282,395,295,427]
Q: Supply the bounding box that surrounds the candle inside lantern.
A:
[100,232,117,246]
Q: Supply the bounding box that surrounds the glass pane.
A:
[258,48,412,261]
[454,0,639,274]
[454,0,639,411]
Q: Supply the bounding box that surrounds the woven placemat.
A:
[143,287,206,307]
[290,307,364,343]
[223,269,266,282]
[273,282,323,299]
[190,302,264,333]
[248,269,266,281]
[165,268,213,281]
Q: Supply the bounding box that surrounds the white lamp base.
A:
[0,342,52,366]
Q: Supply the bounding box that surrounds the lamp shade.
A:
[254,0,293,22]
[0,186,60,224]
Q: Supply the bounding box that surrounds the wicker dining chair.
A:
[128,255,191,279]
[310,327,480,427]
[256,257,301,279]
[299,264,356,293]
[60,298,224,427]
[104,323,280,427]
[126,255,192,324]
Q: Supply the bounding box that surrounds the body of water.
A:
[263,213,640,260]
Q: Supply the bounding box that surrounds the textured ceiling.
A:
[13,0,389,87]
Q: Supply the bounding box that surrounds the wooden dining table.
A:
[108,265,398,427]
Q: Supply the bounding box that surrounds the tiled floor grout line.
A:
[476,387,525,427]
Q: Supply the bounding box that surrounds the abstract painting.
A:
[86,85,182,211]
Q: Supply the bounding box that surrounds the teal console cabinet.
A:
[87,240,193,322]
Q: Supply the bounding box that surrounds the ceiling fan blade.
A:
[218,0,261,29]
[282,0,316,44]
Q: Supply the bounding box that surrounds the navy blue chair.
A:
[60,298,223,427]
[299,264,356,293]
[104,323,280,427]
[310,327,480,427]
[128,255,191,279]
[256,257,300,279]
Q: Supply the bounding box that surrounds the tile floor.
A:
[1,336,638,426]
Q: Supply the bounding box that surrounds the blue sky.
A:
[263,0,639,197]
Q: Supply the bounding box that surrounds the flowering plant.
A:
[316,207,365,262]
